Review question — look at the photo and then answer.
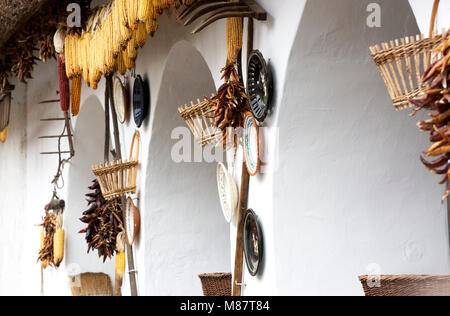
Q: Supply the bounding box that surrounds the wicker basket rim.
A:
[359,275,450,281]
[199,273,232,279]
[370,33,443,55]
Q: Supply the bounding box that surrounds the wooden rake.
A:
[178,0,267,34]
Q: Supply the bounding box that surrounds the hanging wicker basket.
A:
[178,98,223,147]
[370,33,444,110]
[198,273,232,296]
[359,275,450,296]
[370,0,444,110]
[92,130,140,200]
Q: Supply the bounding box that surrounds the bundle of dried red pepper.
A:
[79,180,124,262]
[410,30,450,200]
[205,61,249,147]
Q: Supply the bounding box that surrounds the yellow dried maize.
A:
[127,0,139,30]
[136,23,148,48]
[0,126,7,143]
[145,19,159,36]
[116,52,127,75]
[71,77,82,116]
[64,34,74,79]
[115,251,126,278]
[53,214,65,267]
[226,18,243,63]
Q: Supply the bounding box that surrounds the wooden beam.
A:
[0,0,52,47]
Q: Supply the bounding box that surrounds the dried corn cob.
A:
[64,34,74,79]
[53,213,65,267]
[116,52,127,75]
[71,77,82,116]
[38,214,56,269]
[0,126,7,144]
[123,50,135,70]
[226,18,243,63]
[136,23,148,48]
[145,19,159,36]
[58,54,70,112]
[115,232,126,279]
[127,0,140,30]
[40,230,48,269]
[138,0,151,22]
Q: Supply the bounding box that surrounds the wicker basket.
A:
[92,130,140,200]
[370,34,444,110]
[0,93,11,131]
[198,273,232,296]
[370,0,443,110]
[359,275,450,296]
[178,98,223,147]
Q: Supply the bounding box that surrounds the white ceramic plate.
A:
[113,76,127,124]
[217,162,239,223]
[243,113,260,176]
[125,197,140,246]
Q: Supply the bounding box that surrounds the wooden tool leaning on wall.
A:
[232,16,254,297]
[104,75,139,297]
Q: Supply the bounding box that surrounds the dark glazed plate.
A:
[247,50,273,123]
[133,75,150,128]
[243,209,263,276]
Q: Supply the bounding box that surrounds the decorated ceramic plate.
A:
[113,76,128,124]
[125,197,141,246]
[133,75,150,128]
[247,50,273,122]
[243,112,260,176]
[243,209,263,276]
[217,162,239,223]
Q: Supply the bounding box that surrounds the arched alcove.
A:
[144,41,230,295]
[273,0,449,295]
[65,95,114,281]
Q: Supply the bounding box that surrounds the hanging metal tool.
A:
[178,0,266,34]
[39,97,75,189]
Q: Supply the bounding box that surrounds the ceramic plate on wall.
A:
[243,209,263,276]
[125,197,140,246]
[217,162,239,223]
[243,112,260,176]
[133,75,150,128]
[247,50,273,123]
[113,76,128,124]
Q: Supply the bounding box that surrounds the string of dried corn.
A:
[65,0,177,89]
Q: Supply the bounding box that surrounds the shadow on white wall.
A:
[65,94,115,284]
[143,41,231,296]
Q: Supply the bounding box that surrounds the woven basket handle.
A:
[129,130,140,162]
[427,0,440,65]
[429,0,440,38]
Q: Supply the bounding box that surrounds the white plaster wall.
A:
[273,0,450,296]
[409,0,450,34]
[65,95,116,286]
[143,41,230,296]
[1,0,449,296]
